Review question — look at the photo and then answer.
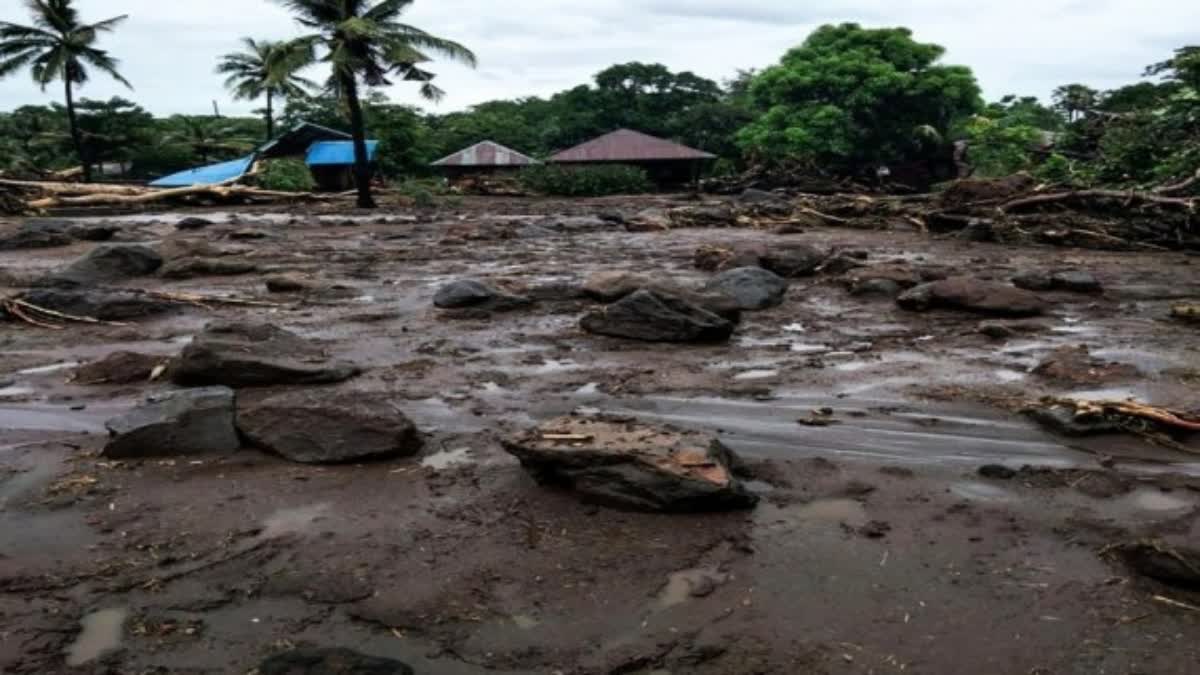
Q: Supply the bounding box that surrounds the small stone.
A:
[176,217,214,230]
[978,465,1017,480]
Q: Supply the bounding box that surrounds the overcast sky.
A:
[1,0,1196,116]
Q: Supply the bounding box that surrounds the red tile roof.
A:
[432,141,539,167]
[549,129,716,163]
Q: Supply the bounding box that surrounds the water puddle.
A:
[0,385,35,398]
[510,613,540,630]
[18,361,80,376]
[655,568,728,610]
[421,447,474,470]
[1121,488,1195,513]
[734,369,780,381]
[259,503,330,539]
[65,608,128,666]
[951,482,1015,503]
[574,382,601,396]
[790,343,829,355]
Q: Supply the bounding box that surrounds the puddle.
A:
[1067,387,1143,401]
[259,503,330,539]
[0,385,36,398]
[507,359,582,376]
[511,614,540,630]
[0,406,111,433]
[734,369,779,381]
[790,343,829,355]
[65,608,128,666]
[783,323,806,333]
[655,568,728,610]
[792,499,870,527]
[950,482,1015,503]
[421,447,474,470]
[1121,488,1195,513]
[17,361,80,376]
[574,382,601,396]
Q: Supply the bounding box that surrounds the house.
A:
[150,122,378,191]
[547,129,716,185]
[431,140,539,178]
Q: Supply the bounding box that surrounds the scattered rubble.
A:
[103,386,240,459]
[502,415,758,511]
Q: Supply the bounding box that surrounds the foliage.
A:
[737,23,982,173]
[518,164,652,197]
[962,116,1043,177]
[162,115,256,164]
[256,158,315,192]
[392,177,444,208]
[217,38,316,140]
[1051,84,1098,122]
[1033,153,1077,185]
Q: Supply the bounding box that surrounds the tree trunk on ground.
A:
[340,75,376,209]
[265,90,274,142]
[64,79,92,183]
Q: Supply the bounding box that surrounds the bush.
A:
[257,159,315,192]
[518,164,653,196]
[393,177,449,209]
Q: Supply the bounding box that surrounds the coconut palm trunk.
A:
[62,75,91,182]
[339,74,375,208]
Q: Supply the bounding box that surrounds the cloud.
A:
[1,0,1197,116]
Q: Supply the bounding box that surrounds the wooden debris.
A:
[1,297,131,329]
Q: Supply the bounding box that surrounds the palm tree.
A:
[217,38,317,142]
[0,0,131,182]
[273,0,476,207]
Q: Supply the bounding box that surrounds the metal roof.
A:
[431,140,540,167]
[549,129,716,163]
[306,141,379,166]
[149,155,256,188]
[259,122,353,159]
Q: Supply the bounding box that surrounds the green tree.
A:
[72,96,154,174]
[0,0,131,182]
[217,38,317,141]
[1145,46,1200,92]
[163,115,255,164]
[1051,84,1099,122]
[737,23,981,174]
[274,0,476,208]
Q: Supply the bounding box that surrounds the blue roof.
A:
[150,155,256,188]
[306,141,379,166]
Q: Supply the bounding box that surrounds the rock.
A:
[43,244,163,286]
[703,267,788,310]
[103,387,239,459]
[502,416,758,512]
[238,390,422,464]
[74,351,169,385]
[625,207,672,232]
[736,188,792,216]
[18,288,174,321]
[257,648,414,675]
[266,274,314,293]
[581,271,685,302]
[171,322,361,388]
[762,244,827,278]
[1031,346,1139,385]
[669,204,736,228]
[160,257,258,279]
[978,465,1017,480]
[851,278,903,298]
[432,279,531,311]
[69,223,118,242]
[1110,542,1200,590]
[228,228,272,240]
[581,289,734,343]
[526,280,587,302]
[955,220,995,242]
[844,265,927,291]
[1013,270,1103,294]
[158,238,224,261]
[897,277,1047,317]
[176,217,214,230]
[0,222,74,250]
[977,320,1046,339]
[815,251,866,275]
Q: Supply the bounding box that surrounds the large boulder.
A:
[432,279,531,311]
[103,387,239,459]
[42,244,163,286]
[160,257,258,279]
[257,648,414,675]
[897,277,1048,317]
[703,267,788,310]
[581,289,734,343]
[502,416,758,512]
[238,390,422,464]
[18,288,174,321]
[171,322,361,388]
[580,272,740,321]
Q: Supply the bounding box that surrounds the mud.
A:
[1,195,1199,674]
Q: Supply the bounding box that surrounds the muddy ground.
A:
[1,194,1199,674]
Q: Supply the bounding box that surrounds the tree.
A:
[72,96,154,174]
[163,115,255,164]
[736,24,981,174]
[274,0,476,208]
[217,38,316,141]
[0,0,131,182]
[1051,84,1099,123]
[1145,46,1200,92]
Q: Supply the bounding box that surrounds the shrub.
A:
[518,165,653,197]
[257,159,315,192]
[393,177,448,208]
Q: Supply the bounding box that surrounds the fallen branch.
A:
[2,297,131,329]
[1154,169,1200,196]
[1001,189,1196,213]
[143,290,286,308]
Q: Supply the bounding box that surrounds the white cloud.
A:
[1,0,1196,116]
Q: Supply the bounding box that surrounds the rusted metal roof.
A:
[431,141,540,167]
[549,129,716,163]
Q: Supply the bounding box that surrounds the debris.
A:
[238,390,422,464]
[170,322,362,388]
[1172,304,1200,324]
[103,387,240,459]
[1027,397,1200,449]
[175,217,214,230]
[1012,270,1103,294]
[581,289,735,343]
[502,415,758,512]
[265,274,314,293]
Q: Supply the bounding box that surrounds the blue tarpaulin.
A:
[306,141,379,166]
[149,155,256,188]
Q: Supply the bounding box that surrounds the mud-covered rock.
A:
[42,244,163,286]
[502,415,758,512]
[171,322,361,387]
[897,277,1047,317]
[160,257,258,279]
[1025,402,1123,437]
[0,222,73,250]
[257,647,414,675]
[581,271,686,302]
[74,351,169,385]
[238,390,422,464]
[103,387,239,459]
[175,217,214,230]
[18,288,174,320]
[433,279,531,311]
[851,278,903,298]
[1013,270,1103,294]
[703,267,788,310]
[1032,346,1139,385]
[266,274,315,293]
[693,243,825,278]
[625,208,672,232]
[1110,542,1200,590]
[938,174,1036,209]
[581,289,734,343]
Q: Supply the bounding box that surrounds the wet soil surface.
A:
[2,195,1199,674]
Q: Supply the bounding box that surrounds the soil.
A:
[2,194,1199,675]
